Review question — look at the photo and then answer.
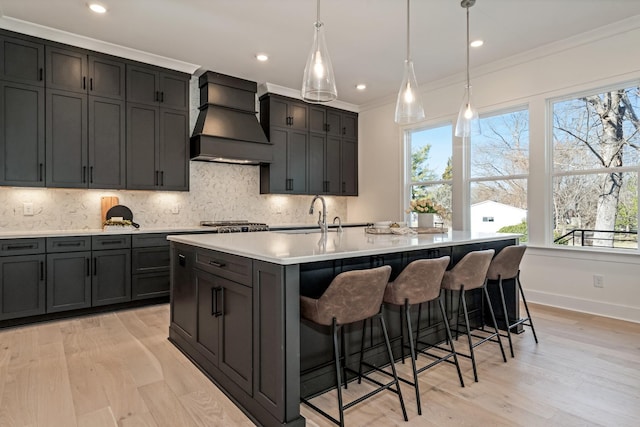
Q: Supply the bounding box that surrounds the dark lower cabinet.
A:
[92,249,131,306]
[171,246,197,340]
[132,242,171,300]
[195,269,253,394]
[46,251,91,313]
[0,254,45,321]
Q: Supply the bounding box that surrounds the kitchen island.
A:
[167,228,519,427]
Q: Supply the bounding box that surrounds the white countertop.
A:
[167,228,521,265]
[0,226,214,239]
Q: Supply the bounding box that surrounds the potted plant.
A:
[406,198,445,228]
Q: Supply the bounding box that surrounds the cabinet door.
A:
[341,112,358,139]
[195,269,221,365]
[92,249,131,306]
[326,109,342,137]
[260,127,288,194]
[0,35,44,86]
[46,251,91,313]
[308,133,326,195]
[288,130,308,194]
[341,138,358,195]
[0,254,45,320]
[309,106,326,133]
[267,96,290,128]
[0,81,45,186]
[46,89,88,188]
[219,278,253,394]
[126,103,159,190]
[132,272,169,300]
[289,101,308,131]
[126,64,159,105]
[89,96,125,189]
[159,108,189,190]
[45,46,87,93]
[160,72,189,110]
[326,136,341,195]
[171,247,196,340]
[88,55,125,99]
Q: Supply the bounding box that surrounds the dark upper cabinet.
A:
[127,64,189,110]
[341,138,358,196]
[45,46,87,93]
[88,55,125,100]
[0,254,46,321]
[46,46,125,99]
[309,133,341,195]
[342,112,358,139]
[326,136,341,194]
[0,35,44,86]
[127,104,188,191]
[89,96,126,188]
[127,103,158,190]
[260,127,308,194]
[45,89,88,188]
[265,94,308,130]
[309,105,326,133]
[0,81,45,186]
[326,109,342,137]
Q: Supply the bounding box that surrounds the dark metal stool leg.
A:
[358,319,366,384]
[497,276,515,357]
[483,285,507,363]
[404,300,421,415]
[415,302,423,359]
[460,288,478,382]
[439,295,465,388]
[455,290,463,340]
[332,319,345,427]
[378,312,408,422]
[400,305,406,363]
[517,273,539,343]
[341,326,348,389]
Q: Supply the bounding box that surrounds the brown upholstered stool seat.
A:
[441,249,507,382]
[300,265,407,427]
[378,256,464,415]
[486,245,538,357]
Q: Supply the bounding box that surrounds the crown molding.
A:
[259,82,359,113]
[0,16,200,74]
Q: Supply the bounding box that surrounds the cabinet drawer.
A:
[0,238,45,256]
[195,250,252,286]
[132,272,169,300]
[132,233,169,248]
[132,247,170,274]
[92,234,131,250]
[46,236,91,253]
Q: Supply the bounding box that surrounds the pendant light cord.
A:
[466,5,470,90]
[406,0,411,61]
[317,0,320,24]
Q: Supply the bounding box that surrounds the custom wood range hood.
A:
[190,71,272,164]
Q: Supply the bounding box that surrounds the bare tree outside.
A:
[553,86,640,248]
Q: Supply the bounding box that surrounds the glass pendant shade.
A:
[395,59,425,124]
[301,21,337,103]
[454,85,480,137]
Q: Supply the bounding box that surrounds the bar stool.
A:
[300,265,408,427]
[486,245,538,357]
[441,249,506,382]
[380,256,464,415]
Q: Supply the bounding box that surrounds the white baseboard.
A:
[526,289,640,324]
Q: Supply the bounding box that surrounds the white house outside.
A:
[470,200,527,233]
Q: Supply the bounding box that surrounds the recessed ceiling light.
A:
[355,84,367,90]
[88,3,107,14]
[470,39,484,48]
[256,53,269,62]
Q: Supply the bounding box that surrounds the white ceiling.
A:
[1,0,639,106]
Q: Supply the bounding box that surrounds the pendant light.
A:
[454,0,480,137]
[301,0,337,103]
[394,0,425,124]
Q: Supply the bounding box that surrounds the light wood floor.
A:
[0,303,638,427]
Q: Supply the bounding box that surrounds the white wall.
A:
[349,17,640,323]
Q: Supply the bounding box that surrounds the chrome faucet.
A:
[309,195,328,233]
[333,216,343,233]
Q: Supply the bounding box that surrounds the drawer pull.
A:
[6,244,36,250]
[56,242,82,247]
[100,240,123,245]
[208,260,226,268]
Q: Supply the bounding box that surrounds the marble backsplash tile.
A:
[0,161,348,231]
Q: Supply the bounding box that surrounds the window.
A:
[469,108,529,239]
[406,124,452,227]
[551,85,639,249]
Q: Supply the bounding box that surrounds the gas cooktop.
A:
[200,220,269,233]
